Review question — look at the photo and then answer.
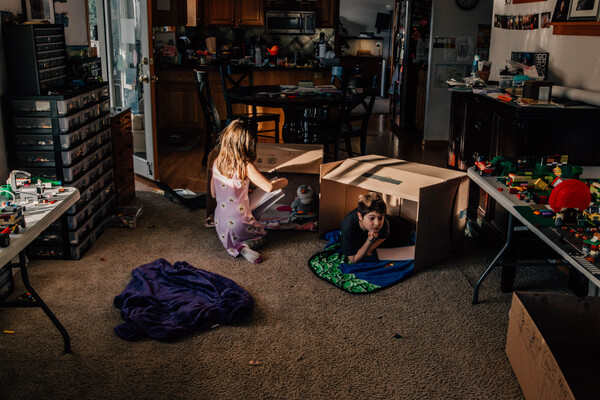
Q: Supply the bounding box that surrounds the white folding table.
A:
[0,187,79,353]
[467,167,600,304]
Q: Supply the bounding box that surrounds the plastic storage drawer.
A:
[15,150,55,166]
[61,142,87,166]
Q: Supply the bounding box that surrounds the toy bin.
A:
[13,133,55,150]
[15,150,55,166]
[108,205,144,228]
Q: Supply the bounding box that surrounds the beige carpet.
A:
[0,191,572,399]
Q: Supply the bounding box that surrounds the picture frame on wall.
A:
[552,0,571,22]
[26,0,55,24]
[568,0,600,20]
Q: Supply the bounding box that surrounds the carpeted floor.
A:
[0,191,572,400]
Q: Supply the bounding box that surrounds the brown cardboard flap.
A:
[256,143,324,174]
[322,157,466,202]
[506,292,600,400]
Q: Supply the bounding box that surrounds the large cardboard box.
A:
[319,155,469,270]
[506,292,600,400]
[255,143,323,205]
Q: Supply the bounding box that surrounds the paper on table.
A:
[376,245,415,261]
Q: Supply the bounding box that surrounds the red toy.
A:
[549,179,591,212]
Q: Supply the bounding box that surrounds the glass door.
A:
[102,0,158,180]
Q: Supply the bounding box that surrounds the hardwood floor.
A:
[134,114,448,193]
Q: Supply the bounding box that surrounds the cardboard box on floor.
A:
[255,143,323,206]
[506,292,600,400]
[319,155,469,270]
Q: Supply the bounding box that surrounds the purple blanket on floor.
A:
[113,259,254,341]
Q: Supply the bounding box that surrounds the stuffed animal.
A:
[291,184,318,214]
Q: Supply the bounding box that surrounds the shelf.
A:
[550,21,600,36]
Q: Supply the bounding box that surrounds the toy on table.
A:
[291,184,318,214]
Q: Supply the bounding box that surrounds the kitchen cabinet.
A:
[317,0,338,28]
[155,68,204,138]
[339,56,383,91]
[154,67,332,143]
[204,0,264,26]
[152,0,187,26]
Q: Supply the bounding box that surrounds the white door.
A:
[101,0,158,180]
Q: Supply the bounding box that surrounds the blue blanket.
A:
[308,231,414,293]
[114,259,254,341]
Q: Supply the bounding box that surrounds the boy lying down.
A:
[340,192,412,264]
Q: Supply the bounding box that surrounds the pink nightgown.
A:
[212,162,266,257]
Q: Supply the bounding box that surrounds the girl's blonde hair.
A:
[357,192,387,216]
[216,119,256,180]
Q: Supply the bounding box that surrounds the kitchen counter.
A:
[154,64,333,141]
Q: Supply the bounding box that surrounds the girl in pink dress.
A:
[211,120,288,263]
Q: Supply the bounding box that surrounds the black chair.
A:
[305,68,379,160]
[194,69,223,165]
[219,63,280,142]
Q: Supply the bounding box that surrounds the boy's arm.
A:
[247,163,288,192]
[348,233,384,263]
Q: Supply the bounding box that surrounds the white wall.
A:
[424,0,493,141]
[489,0,600,92]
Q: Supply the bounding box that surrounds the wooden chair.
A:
[219,63,280,142]
[305,68,379,160]
[193,69,223,165]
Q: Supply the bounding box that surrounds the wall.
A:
[423,0,493,142]
[489,0,600,92]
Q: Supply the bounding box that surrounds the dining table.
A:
[225,84,346,143]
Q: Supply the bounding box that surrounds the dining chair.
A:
[194,69,223,165]
[219,63,280,142]
[305,68,379,161]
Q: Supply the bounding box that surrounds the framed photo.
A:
[25,0,55,24]
[568,0,600,20]
[552,0,571,22]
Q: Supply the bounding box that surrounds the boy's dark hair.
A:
[357,192,387,216]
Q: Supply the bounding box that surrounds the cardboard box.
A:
[319,155,469,269]
[255,143,323,205]
[506,292,600,400]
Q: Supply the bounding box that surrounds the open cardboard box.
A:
[506,292,600,400]
[319,155,469,270]
[255,143,323,206]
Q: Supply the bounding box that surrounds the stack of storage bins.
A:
[8,83,115,259]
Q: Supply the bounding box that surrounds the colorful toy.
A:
[0,204,26,234]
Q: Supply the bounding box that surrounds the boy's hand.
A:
[278,177,288,188]
[368,230,379,242]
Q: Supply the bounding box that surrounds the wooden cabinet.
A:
[110,108,135,206]
[448,91,600,234]
[155,68,204,137]
[204,0,264,26]
[317,0,338,28]
[152,0,187,26]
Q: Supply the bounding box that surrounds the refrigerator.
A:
[389,0,432,132]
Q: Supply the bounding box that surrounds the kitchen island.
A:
[155,64,332,143]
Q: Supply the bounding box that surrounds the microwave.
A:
[265,11,316,35]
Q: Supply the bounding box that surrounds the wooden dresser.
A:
[110,107,135,206]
